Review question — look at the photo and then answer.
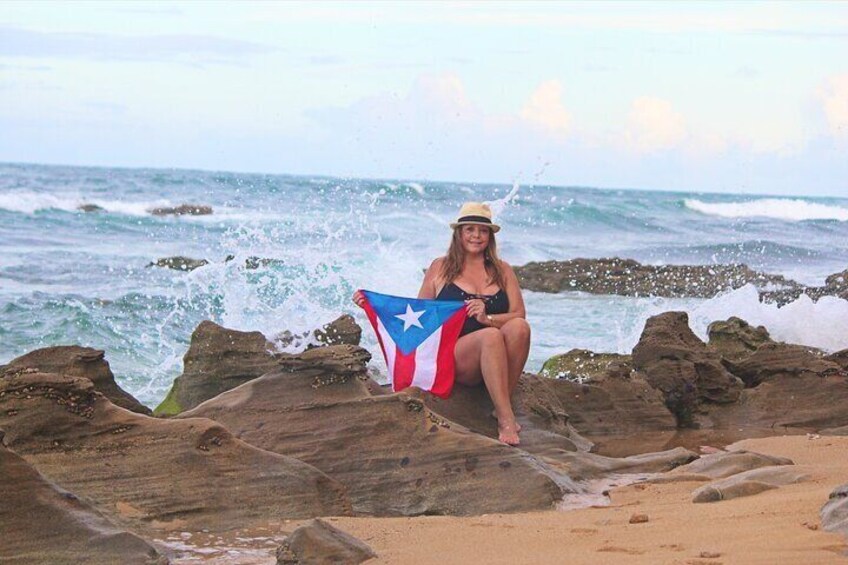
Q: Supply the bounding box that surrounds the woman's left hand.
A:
[465,299,488,325]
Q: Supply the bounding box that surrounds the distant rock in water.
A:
[277,519,376,565]
[514,257,801,298]
[2,345,151,415]
[540,348,632,382]
[149,203,212,216]
[0,433,167,565]
[77,203,104,212]
[155,316,362,416]
[147,256,209,271]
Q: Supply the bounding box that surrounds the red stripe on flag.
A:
[393,348,416,391]
[429,306,467,398]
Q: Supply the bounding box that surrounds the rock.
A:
[691,466,808,503]
[669,450,794,480]
[629,513,649,524]
[156,318,362,416]
[825,349,848,371]
[707,317,773,362]
[722,342,842,388]
[2,346,150,415]
[820,425,848,436]
[147,256,209,271]
[632,312,743,426]
[0,434,167,564]
[543,447,698,481]
[276,519,376,565]
[513,258,801,298]
[149,204,212,216]
[540,349,632,382]
[182,346,568,516]
[277,314,363,350]
[77,203,105,212]
[0,371,351,535]
[821,484,848,537]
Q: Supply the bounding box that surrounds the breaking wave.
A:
[685,198,848,222]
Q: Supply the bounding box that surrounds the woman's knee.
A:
[501,318,531,342]
[479,327,506,348]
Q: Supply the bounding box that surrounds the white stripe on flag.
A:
[376,316,396,381]
[410,325,442,392]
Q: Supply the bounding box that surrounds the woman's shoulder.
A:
[428,256,447,270]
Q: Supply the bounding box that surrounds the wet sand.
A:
[170,435,848,564]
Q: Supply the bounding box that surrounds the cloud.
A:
[622,96,686,153]
[819,74,848,139]
[519,80,572,137]
[0,26,275,65]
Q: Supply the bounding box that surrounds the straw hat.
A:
[449,202,501,233]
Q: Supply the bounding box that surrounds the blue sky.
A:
[1,1,847,195]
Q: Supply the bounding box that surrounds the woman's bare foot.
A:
[492,409,521,432]
[497,420,520,446]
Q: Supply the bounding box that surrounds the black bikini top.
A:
[435,282,510,336]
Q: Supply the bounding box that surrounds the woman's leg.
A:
[499,318,531,394]
[454,328,520,445]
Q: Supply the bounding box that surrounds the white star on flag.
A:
[395,303,425,331]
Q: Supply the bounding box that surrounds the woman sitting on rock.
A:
[354,202,530,445]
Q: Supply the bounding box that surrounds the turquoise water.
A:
[2,162,847,407]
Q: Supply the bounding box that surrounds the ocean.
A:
[1,161,847,408]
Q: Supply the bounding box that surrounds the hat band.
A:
[456,215,492,225]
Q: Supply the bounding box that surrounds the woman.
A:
[354,202,530,446]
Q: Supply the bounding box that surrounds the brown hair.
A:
[440,226,507,290]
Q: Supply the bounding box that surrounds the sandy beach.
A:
[311,435,848,564]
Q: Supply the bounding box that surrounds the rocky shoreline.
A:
[2,302,848,562]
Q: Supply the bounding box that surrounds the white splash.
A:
[685,198,848,222]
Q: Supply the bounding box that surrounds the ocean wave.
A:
[685,198,848,222]
[0,191,168,217]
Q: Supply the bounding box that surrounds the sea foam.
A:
[685,198,848,222]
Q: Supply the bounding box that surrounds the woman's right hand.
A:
[352,290,365,308]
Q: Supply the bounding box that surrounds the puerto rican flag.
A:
[360,289,466,398]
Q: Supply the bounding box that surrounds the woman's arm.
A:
[483,261,526,328]
[417,258,444,299]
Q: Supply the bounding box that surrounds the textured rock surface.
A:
[691,466,808,503]
[2,346,150,415]
[826,349,848,371]
[821,484,848,538]
[276,519,376,565]
[513,258,800,298]
[632,312,743,426]
[0,433,167,565]
[540,349,632,381]
[0,371,351,535]
[541,447,697,481]
[183,346,568,516]
[722,342,842,388]
[707,317,773,362]
[156,318,362,416]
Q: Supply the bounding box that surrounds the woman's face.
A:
[459,224,491,254]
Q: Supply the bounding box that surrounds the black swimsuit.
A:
[435,282,510,337]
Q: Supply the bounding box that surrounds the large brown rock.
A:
[156,318,361,416]
[632,312,743,426]
[707,317,773,362]
[825,348,848,371]
[276,519,376,565]
[2,346,150,415]
[0,371,351,535]
[182,345,568,516]
[0,432,167,565]
[691,466,808,503]
[665,450,794,481]
[821,484,848,538]
[722,342,842,388]
[513,258,801,298]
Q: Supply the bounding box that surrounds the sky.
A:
[1,1,847,196]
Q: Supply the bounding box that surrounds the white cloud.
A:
[519,80,571,137]
[623,96,686,153]
[820,74,848,140]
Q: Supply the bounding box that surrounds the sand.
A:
[315,435,848,564]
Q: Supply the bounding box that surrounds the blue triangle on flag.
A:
[363,290,465,355]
